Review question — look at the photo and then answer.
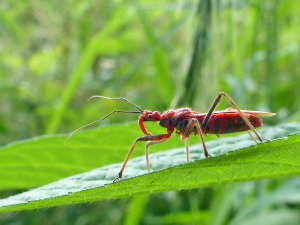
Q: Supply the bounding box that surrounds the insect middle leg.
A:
[113,133,172,183]
[184,118,210,161]
[201,92,264,142]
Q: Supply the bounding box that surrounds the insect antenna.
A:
[88,96,143,112]
[65,96,143,145]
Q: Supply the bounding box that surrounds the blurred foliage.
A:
[0,0,300,224]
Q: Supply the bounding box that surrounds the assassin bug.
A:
[66,92,275,183]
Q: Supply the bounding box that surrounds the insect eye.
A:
[147,114,152,120]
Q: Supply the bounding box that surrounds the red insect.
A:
[66,92,275,183]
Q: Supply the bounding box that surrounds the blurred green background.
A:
[1,0,300,224]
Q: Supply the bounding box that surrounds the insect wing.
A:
[211,109,276,117]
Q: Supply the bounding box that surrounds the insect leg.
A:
[246,130,270,142]
[202,92,264,142]
[145,137,172,171]
[184,118,210,159]
[113,133,172,183]
[246,130,258,143]
[185,139,189,162]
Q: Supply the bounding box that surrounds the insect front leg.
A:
[145,137,172,171]
[184,118,210,161]
[113,133,172,183]
[202,92,264,143]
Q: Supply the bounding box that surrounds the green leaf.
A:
[0,123,300,213]
[1,122,188,190]
[1,122,215,190]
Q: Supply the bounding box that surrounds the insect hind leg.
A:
[202,92,264,143]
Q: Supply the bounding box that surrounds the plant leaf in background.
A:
[0,123,299,213]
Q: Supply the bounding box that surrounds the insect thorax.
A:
[175,118,189,131]
[159,116,175,128]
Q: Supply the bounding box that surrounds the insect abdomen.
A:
[204,113,262,134]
